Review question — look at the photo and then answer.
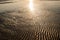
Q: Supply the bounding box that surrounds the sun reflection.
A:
[29,0,34,11]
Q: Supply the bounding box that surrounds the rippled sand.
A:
[0,0,60,40]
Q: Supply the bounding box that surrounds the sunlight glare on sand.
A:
[29,0,34,11]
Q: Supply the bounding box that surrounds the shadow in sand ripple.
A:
[0,2,13,4]
[0,0,8,1]
[0,0,14,4]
